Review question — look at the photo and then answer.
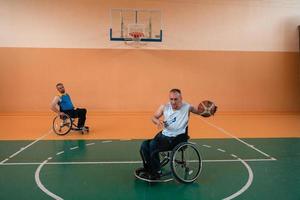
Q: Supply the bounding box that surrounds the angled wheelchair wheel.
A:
[171,142,202,183]
[52,114,72,135]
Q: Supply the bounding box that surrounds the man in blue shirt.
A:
[51,83,88,131]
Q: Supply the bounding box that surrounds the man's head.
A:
[56,83,65,94]
[169,88,182,110]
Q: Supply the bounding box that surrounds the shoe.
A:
[149,172,161,180]
[76,126,89,131]
[138,171,150,180]
[135,167,148,176]
[82,126,89,131]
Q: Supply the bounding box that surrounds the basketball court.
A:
[1,1,300,200]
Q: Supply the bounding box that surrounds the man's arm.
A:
[50,96,62,115]
[151,105,164,129]
[189,104,203,115]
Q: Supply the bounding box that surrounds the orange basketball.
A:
[198,100,217,117]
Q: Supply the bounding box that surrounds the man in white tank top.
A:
[136,89,210,180]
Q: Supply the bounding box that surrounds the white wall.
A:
[0,0,299,51]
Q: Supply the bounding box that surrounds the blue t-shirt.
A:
[59,93,74,111]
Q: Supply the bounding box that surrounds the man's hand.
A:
[59,112,65,117]
[190,105,202,115]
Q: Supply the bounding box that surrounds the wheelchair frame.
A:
[52,113,88,135]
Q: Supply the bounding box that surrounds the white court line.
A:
[223,158,254,200]
[102,140,112,143]
[35,140,98,199]
[70,146,79,150]
[200,118,272,158]
[0,158,276,166]
[0,158,9,164]
[0,129,52,164]
[86,143,95,146]
[202,144,211,148]
[231,154,238,158]
[217,148,226,153]
[56,151,64,156]
[35,158,63,200]
[203,158,275,162]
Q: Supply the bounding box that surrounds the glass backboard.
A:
[110,9,162,42]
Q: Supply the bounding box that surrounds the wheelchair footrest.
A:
[70,127,89,133]
[134,170,173,183]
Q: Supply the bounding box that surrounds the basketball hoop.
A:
[124,31,147,48]
[129,32,144,42]
[124,24,147,48]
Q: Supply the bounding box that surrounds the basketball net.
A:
[124,24,147,48]
[124,31,147,48]
[130,32,144,41]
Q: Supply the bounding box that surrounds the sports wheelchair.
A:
[52,113,89,135]
[135,140,202,184]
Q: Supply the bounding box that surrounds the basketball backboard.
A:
[110,9,162,42]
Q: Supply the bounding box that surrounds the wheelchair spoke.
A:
[184,167,189,180]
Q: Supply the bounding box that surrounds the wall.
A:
[0,48,299,112]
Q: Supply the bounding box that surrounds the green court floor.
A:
[0,138,299,200]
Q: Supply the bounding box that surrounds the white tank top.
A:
[162,102,190,137]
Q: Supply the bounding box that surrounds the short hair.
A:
[169,88,181,94]
[56,83,63,88]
